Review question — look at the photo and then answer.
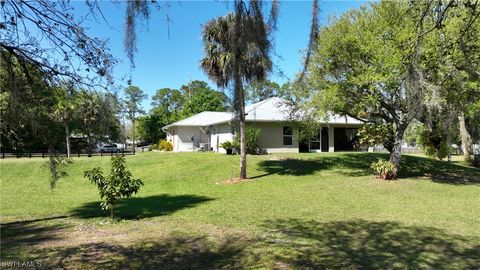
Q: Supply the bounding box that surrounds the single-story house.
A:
[162,97,363,153]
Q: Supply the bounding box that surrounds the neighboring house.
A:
[162,97,363,153]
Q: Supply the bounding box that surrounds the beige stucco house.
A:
[162,97,363,153]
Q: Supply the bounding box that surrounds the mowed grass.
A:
[1,152,479,269]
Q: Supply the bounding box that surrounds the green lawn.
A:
[1,152,479,269]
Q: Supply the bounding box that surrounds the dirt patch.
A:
[216,177,255,185]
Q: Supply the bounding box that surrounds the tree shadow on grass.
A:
[254,153,480,184]
[1,219,70,259]
[3,218,479,269]
[260,218,480,269]
[253,153,382,178]
[70,194,214,220]
[399,155,480,184]
[31,236,259,270]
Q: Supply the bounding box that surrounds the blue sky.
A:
[72,1,367,109]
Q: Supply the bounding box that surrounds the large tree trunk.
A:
[388,123,407,180]
[64,122,71,158]
[458,112,472,162]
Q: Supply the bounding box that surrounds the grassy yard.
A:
[1,152,479,269]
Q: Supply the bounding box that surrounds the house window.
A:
[283,126,293,146]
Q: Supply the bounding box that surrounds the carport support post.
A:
[328,126,335,152]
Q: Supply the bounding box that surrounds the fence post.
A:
[100,150,103,157]
[2,152,4,159]
[122,148,124,157]
[29,152,32,158]
[78,150,80,158]
[142,146,144,152]
[42,152,45,158]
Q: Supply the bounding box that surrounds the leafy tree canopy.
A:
[302,1,480,176]
[180,80,230,118]
[245,80,281,103]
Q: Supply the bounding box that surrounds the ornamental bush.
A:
[233,125,263,155]
[159,139,173,151]
[370,159,397,180]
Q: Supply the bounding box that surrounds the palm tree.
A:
[200,1,275,179]
[77,91,102,156]
[52,86,76,158]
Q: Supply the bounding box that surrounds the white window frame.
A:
[283,126,293,146]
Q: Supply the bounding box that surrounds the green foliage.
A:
[404,122,422,146]
[200,13,272,90]
[358,123,395,152]
[151,88,183,124]
[219,141,233,150]
[306,2,414,120]
[245,80,281,103]
[159,140,173,151]
[45,156,73,189]
[180,81,229,118]
[0,51,64,152]
[233,126,263,155]
[148,144,158,151]
[83,156,143,219]
[124,85,147,120]
[75,91,122,149]
[370,159,397,180]
[136,111,166,144]
[142,80,229,144]
[414,125,449,160]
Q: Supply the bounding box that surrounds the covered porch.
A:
[165,126,213,152]
[299,126,361,153]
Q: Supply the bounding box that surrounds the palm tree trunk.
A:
[233,60,247,179]
[239,111,247,179]
[458,111,472,162]
[236,78,247,179]
[64,122,71,158]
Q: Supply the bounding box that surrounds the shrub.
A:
[220,141,233,150]
[220,141,234,154]
[84,156,144,219]
[370,159,397,180]
[233,125,263,155]
[148,144,158,151]
[159,139,173,151]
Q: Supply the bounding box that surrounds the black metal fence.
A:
[0,147,149,159]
